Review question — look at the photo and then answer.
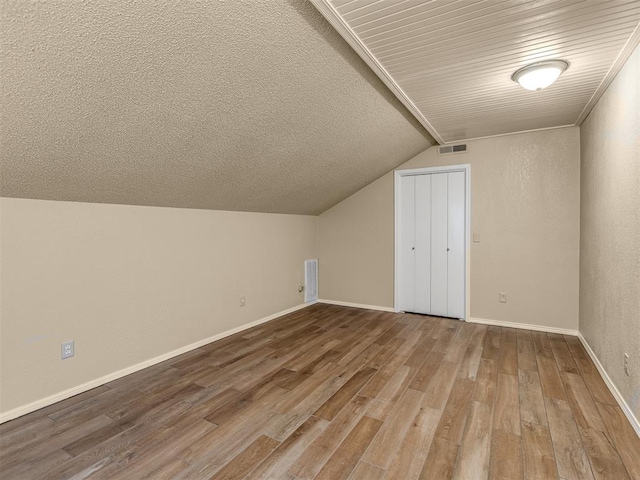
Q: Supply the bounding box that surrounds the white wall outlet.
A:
[499,292,507,303]
[624,353,630,376]
[473,232,480,243]
[240,296,246,307]
[62,340,74,359]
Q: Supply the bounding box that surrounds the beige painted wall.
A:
[580,45,640,418]
[0,198,317,416]
[319,127,581,330]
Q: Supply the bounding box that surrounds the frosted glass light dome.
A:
[511,60,569,91]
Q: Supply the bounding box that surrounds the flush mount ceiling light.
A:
[511,60,569,91]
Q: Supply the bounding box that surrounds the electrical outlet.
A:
[240,296,246,307]
[473,233,480,243]
[624,353,630,376]
[62,340,74,359]
[499,292,507,303]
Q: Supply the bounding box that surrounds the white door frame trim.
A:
[394,164,471,320]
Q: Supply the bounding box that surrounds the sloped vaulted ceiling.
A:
[0,1,434,215]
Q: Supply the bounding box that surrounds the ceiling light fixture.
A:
[511,60,569,91]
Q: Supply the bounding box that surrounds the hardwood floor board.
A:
[208,434,280,480]
[408,347,447,392]
[46,400,194,479]
[0,447,73,480]
[521,421,559,480]
[264,374,348,441]
[385,406,441,480]
[283,337,342,372]
[419,438,459,480]
[493,372,521,435]
[228,351,304,392]
[287,398,370,479]
[314,415,382,480]
[471,358,497,406]
[385,331,424,369]
[373,323,407,346]
[519,369,549,427]
[433,377,474,445]
[423,359,465,409]
[0,415,56,453]
[271,364,347,416]
[457,324,487,381]
[47,386,134,426]
[594,401,640,479]
[498,329,519,375]
[160,386,239,429]
[0,385,111,437]
[194,347,277,388]
[403,332,437,368]
[564,336,618,406]
[104,362,176,391]
[489,430,523,480]
[561,372,630,480]
[548,336,580,374]
[532,332,568,401]
[362,387,424,469]
[314,367,377,421]
[360,362,405,399]
[366,337,405,370]
[176,387,288,466]
[335,341,382,373]
[364,365,415,421]
[294,349,341,377]
[111,419,216,478]
[481,326,502,361]
[517,330,538,372]
[443,322,477,361]
[347,460,386,480]
[277,369,312,391]
[0,414,113,470]
[431,320,462,354]
[76,456,123,479]
[453,400,493,480]
[544,396,594,480]
[246,416,328,480]
[204,370,292,425]
[3,304,637,480]
[139,456,191,479]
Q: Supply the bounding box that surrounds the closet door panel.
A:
[397,175,415,313]
[414,174,432,314]
[447,171,466,318]
[430,173,449,316]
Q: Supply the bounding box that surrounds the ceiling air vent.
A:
[438,144,467,155]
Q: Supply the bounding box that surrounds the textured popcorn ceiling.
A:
[0,1,433,215]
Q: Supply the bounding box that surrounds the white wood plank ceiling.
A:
[311,0,640,143]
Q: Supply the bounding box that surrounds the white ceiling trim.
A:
[575,20,640,125]
[309,0,445,144]
[450,124,577,145]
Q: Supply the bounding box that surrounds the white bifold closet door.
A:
[398,171,465,319]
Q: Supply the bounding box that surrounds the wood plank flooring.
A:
[1,304,638,479]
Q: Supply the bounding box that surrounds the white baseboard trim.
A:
[468,317,579,336]
[0,302,313,424]
[577,333,640,438]
[317,299,395,313]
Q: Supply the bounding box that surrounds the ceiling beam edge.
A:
[575,20,640,125]
[309,0,446,145]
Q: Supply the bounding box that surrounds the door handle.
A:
[447,248,450,251]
